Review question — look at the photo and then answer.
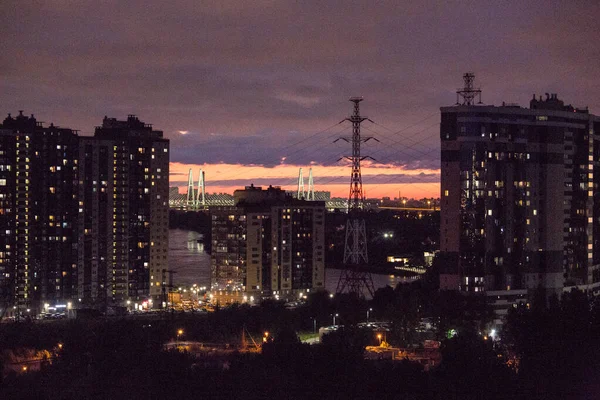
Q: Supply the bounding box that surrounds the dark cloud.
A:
[170,172,440,189]
[2,0,599,180]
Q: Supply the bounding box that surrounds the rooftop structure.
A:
[440,80,600,299]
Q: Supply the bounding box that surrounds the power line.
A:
[264,117,441,190]
[176,107,442,200]
[311,121,441,194]
[184,111,439,189]
[196,123,351,188]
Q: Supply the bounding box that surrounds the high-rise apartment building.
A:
[210,185,325,302]
[0,112,169,315]
[79,115,169,306]
[211,206,247,293]
[440,92,600,298]
[0,112,79,313]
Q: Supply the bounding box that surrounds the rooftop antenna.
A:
[335,97,376,298]
[186,169,195,209]
[307,168,315,201]
[297,168,305,199]
[456,72,483,106]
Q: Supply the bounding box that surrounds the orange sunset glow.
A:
[169,161,440,199]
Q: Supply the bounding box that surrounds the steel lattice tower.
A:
[336,97,375,297]
[456,72,482,106]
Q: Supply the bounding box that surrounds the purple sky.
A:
[2,1,600,196]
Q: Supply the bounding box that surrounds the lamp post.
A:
[177,329,183,342]
[367,308,373,322]
[312,317,317,334]
[377,333,382,345]
[333,313,339,326]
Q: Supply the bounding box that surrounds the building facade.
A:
[0,112,169,315]
[210,185,325,302]
[79,115,170,306]
[440,94,600,298]
[211,206,247,293]
[0,112,79,315]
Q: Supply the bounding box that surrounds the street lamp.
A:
[177,329,183,342]
[333,313,339,326]
[367,308,373,322]
[311,317,317,334]
[377,333,382,345]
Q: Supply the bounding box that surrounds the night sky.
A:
[2,1,599,198]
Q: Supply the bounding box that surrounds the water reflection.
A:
[169,229,211,288]
[169,229,416,298]
[186,234,204,253]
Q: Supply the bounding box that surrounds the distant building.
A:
[0,112,169,315]
[210,185,325,301]
[210,206,246,293]
[440,93,600,298]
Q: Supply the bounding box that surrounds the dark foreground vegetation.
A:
[2,284,600,399]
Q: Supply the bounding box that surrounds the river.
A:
[169,229,415,296]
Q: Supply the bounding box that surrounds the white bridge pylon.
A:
[296,167,315,200]
[186,168,206,209]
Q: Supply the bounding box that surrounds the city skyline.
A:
[2,1,600,198]
[3,2,600,397]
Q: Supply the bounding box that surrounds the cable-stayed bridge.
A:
[169,102,442,211]
[168,168,350,210]
[169,168,438,212]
